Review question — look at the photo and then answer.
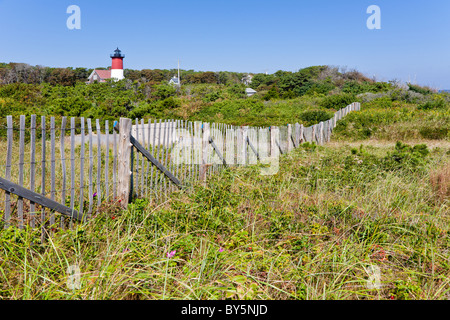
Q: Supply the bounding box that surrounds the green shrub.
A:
[249,73,278,90]
[342,81,375,95]
[383,141,429,171]
[226,84,246,99]
[263,87,280,101]
[299,80,335,96]
[366,96,393,109]
[49,96,93,117]
[408,83,434,95]
[203,91,223,102]
[161,96,181,109]
[300,110,333,126]
[418,98,447,110]
[320,93,356,110]
[153,84,177,99]
[280,90,296,99]
[129,102,154,119]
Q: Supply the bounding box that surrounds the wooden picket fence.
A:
[0,102,360,235]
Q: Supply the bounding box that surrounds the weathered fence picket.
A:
[150,119,156,198]
[40,116,46,238]
[155,119,162,199]
[96,119,102,208]
[146,119,151,197]
[30,114,36,228]
[105,120,110,202]
[113,121,118,200]
[79,118,85,219]
[18,115,25,229]
[118,118,132,206]
[60,117,67,228]
[50,117,56,227]
[4,115,13,229]
[70,117,75,229]
[134,118,139,198]
[87,119,93,218]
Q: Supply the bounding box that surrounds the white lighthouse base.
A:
[111,69,124,81]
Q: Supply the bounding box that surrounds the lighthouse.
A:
[110,47,125,81]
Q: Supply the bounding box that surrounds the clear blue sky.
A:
[1,0,450,89]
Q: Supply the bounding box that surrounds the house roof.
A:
[94,70,111,79]
[245,88,257,93]
[169,76,180,84]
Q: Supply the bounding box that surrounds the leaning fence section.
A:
[0,102,360,234]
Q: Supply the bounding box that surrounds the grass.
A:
[332,100,450,142]
[1,138,449,300]
[2,72,450,300]
[0,96,449,300]
[430,161,450,204]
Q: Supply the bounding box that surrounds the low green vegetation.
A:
[1,64,448,139]
[0,141,448,299]
[0,64,449,300]
[332,95,450,141]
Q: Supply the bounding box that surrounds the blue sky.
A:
[1,0,450,88]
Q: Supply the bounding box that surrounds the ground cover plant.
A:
[0,65,449,300]
[0,138,448,299]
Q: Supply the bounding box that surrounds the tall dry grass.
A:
[430,161,450,204]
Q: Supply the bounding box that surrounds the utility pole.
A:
[178,59,181,87]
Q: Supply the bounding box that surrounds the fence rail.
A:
[0,102,360,234]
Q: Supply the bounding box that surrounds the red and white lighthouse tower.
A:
[110,47,125,81]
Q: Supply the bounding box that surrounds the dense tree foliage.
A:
[249,65,395,99]
[2,63,446,134]
[0,62,247,87]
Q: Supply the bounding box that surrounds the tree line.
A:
[0,62,399,101]
[0,62,248,86]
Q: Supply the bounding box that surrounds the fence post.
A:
[287,124,293,152]
[270,126,279,158]
[328,119,333,142]
[242,126,248,165]
[4,116,13,229]
[236,127,242,165]
[319,122,324,145]
[225,126,235,167]
[118,118,132,207]
[300,124,304,143]
[200,122,209,183]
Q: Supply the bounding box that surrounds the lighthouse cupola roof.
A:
[110,47,125,58]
